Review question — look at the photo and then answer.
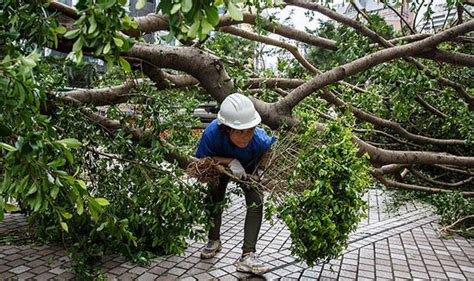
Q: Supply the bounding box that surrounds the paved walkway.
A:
[1,188,473,280]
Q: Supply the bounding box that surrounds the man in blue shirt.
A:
[195,93,275,274]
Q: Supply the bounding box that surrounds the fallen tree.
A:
[1,0,473,275]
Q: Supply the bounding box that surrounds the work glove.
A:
[229,159,246,179]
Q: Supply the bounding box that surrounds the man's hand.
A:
[229,159,246,179]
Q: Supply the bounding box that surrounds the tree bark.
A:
[354,137,474,167]
[417,49,474,67]
[55,80,144,106]
[124,43,233,103]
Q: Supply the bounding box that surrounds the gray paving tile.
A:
[137,272,158,281]
[9,265,30,274]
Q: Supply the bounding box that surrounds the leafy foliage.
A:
[156,0,283,41]
[64,0,136,69]
[265,119,371,266]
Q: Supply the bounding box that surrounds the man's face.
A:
[229,127,255,148]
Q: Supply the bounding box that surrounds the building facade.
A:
[417,3,473,33]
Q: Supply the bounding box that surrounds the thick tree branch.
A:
[246,78,306,89]
[353,137,474,167]
[48,1,79,19]
[417,49,474,67]
[276,19,474,111]
[285,0,474,109]
[372,164,409,175]
[54,80,144,106]
[368,34,474,47]
[48,2,335,50]
[124,43,233,103]
[141,63,199,89]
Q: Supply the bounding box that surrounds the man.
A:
[195,93,275,274]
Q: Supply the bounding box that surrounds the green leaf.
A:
[4,203,18,212]
[201,19,214,34]
[64,29,81,39]
[136,0,146,9]
[0,142,17,152]
[97,222,107,231]
[55,26,67,34]
[47,173,55,184]
[56,138,81,148]
[76,50,83,64]
[20,56,37,68]
[61,211,73,219]
[76,180,87,190]
[119,57,131,72]
[97,0,116,9]
[187,20,200,38]
[171,3,181,14]
[94,198,110,206]
[182,0,193,13]
[203,5,219,26]
[113,37,124,47]
[60,222,69,232]
[64,150,74,165]
[50,185,60,199]
[227,2,243,21]
[76,198,84,215]
[48,158,66,168]
[88,17,97,34]
[104,42,112,55]
[26,184,37,196]
[33,191,42,212]
[89,199,101,221]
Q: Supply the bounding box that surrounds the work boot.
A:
[235,252,269,274]
[200,239,222,259]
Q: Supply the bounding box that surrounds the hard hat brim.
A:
[217,112,262,130]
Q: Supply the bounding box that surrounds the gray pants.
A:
[207,175,263,253]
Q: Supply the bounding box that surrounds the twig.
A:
[439,215,474,236]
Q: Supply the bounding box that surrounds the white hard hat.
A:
[217,93,261,130]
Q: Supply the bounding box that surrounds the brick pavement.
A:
[0,188,473,280]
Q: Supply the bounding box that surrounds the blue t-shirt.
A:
[195,119,276,172]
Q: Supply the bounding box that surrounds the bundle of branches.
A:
[186,157,223,186]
